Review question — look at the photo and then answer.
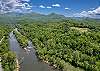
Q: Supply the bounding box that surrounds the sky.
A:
[0,0,100,18]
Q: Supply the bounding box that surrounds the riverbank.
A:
[14,58,19,71]
[9,32,60,71]
[0,38,4,71]
[0,58,3,71]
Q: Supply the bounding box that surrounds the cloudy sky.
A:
[0,0,100,18]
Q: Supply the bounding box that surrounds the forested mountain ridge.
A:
[0,12,66,23]
[0,12,100,24]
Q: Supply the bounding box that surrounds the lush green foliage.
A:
[0,25,11,39]
[18,19,100,71]
[0,13,100,71]
[0,25,16,71]
[17,19,100,71]
[14,29,28,48]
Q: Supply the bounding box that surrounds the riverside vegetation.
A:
[0,16,100,71]
[16,19,100,71]
[14,29,28,48]
[0,24,16,71]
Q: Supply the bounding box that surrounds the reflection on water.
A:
[9,32,59,71]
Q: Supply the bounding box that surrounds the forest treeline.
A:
[0,24,16,71]
[0,18,100,71]
[16,19,100,71]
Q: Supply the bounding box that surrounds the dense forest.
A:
[0,0,100,70]
[14,19,100,71]
[0,13,100,71]
[0,24,16,71]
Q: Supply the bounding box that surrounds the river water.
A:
[9,32,59,71]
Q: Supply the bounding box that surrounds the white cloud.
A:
[90,8,95,10]
[74,6,100,18]
[73,11,92,17]
[0,0,32,14]
[52,4,60,7]
[47,6,52,9]
[39,5,45,8]
[14,9,23,13]
[65,8,70,10]
[93,7,100,14]
[21,0,30,2]
[22,3,32,9]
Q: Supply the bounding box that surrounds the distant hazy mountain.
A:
[18,12,66,22]
[0,12,68,24]
[0,12,99,24]
[47,13,66,19]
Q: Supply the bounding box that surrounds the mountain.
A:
[0,12,99,24]
[0,12,67,24]
[18,12,67,22]
[47,13,66,19]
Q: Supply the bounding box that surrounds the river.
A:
[9,32,59,71]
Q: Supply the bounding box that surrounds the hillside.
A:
[0,12,67,24]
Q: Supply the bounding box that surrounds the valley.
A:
[0,13,100,71]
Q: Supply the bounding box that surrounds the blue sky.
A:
[0,0,100,18]
[30,0,100,17]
